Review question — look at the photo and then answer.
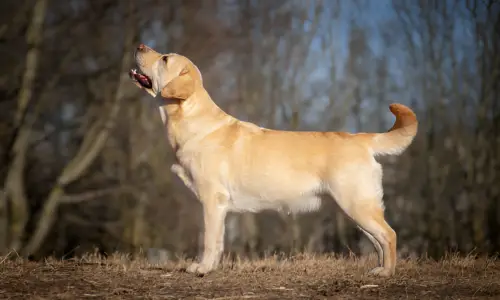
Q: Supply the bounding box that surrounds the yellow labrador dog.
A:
[129,44,418,277]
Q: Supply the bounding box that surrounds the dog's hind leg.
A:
[335,196,396,277]
[358,226,383,266]
[328,163,397,277]
[352,205,396,276]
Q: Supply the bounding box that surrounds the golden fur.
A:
[129,44,418,277]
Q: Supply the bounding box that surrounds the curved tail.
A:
[362,103,418,156]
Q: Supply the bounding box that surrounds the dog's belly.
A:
[227,192,322,214]
[225,164,324,214]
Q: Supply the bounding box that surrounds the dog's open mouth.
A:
[129,69,152,89]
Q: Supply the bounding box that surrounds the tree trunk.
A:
[20,0,136,257]
[3,0,48,253]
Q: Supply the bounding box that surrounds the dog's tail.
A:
[357,103,418,156]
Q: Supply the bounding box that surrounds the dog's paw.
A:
[186,262,213,276]
[368,267,394,277]
[186,262,200,273]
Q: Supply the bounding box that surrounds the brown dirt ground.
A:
[1,253,499,300]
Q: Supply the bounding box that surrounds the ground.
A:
[1,253,500,299]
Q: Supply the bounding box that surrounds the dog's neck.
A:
[157,88,232,152]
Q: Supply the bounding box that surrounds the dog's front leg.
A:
[187,190,229,275]
[171,164,198,197]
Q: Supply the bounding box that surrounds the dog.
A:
[129,44,418,277]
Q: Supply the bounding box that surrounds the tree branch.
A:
[60,186,137,204]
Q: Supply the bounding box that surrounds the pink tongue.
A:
[135,73,152,88]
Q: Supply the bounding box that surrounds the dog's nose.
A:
[137,43,146,51]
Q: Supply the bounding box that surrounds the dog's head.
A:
[129,44,202,100]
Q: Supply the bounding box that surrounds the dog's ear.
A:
[160,65,196,100]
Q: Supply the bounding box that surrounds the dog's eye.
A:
[162,56,168,63]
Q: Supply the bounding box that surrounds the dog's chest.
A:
[173,145,220,185]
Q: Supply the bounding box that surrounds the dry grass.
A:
[1,252,499,299]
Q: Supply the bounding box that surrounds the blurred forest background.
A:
[0,0,499,262]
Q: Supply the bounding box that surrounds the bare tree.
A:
[1,0,49,253]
